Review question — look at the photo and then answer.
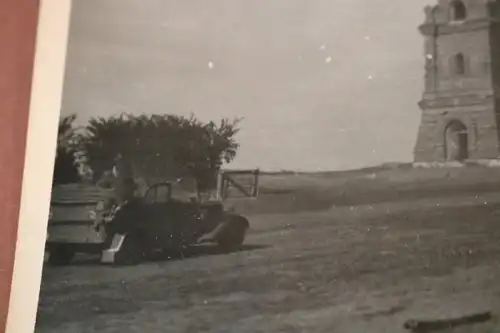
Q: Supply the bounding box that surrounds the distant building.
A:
[414,0,500,162]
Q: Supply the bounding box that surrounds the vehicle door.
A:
[142,183,176,248]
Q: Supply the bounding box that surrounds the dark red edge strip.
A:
[0,1,41,332]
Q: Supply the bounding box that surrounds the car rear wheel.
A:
[48,244,76,266]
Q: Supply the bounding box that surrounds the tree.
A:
[52,114,81,185]
[81,113,241,191]
[187,118,241,190]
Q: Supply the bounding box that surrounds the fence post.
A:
[216,170,224,200]
[224,177,230,199]
[252,169,260,197]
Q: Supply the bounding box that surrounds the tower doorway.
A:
[444,120,468,161]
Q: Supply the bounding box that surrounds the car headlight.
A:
[88,210,97,220]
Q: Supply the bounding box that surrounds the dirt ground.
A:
[36,167,500,333]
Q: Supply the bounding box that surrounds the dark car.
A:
[46,180,250,266]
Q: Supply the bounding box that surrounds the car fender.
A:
[196,212,250,244]
[214,213,249,238]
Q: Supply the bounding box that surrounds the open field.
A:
[36,166,500,332]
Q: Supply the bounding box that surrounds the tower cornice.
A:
[419,93,494,110]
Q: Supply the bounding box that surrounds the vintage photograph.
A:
[35,0,500,332]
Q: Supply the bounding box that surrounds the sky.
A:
[60,0,434,171]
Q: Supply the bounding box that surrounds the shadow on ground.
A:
[48,244,269,267]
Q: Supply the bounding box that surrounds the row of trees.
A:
[53,113,242,191]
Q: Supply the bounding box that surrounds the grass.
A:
[228,165,500,215]
[37,165,500,333]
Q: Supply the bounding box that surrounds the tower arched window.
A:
[450,0,467,21]
[451,53,466,75]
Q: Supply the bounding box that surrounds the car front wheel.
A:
[217,229,245,251]
[217,216,248,251]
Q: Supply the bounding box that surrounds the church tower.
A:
[414,0,500,162]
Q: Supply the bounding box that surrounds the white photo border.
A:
[6,1,72,332]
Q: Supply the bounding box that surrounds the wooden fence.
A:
[216,169,260,200]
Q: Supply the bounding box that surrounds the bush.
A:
[81,113,241,191]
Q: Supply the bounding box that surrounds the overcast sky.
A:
[60,0,433,171]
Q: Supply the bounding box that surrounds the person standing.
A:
[105,177,142,235]
[101,177,145,265]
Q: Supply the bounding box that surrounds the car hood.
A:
[51,183,114,205]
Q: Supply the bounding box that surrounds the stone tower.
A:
[414,0,500,162]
